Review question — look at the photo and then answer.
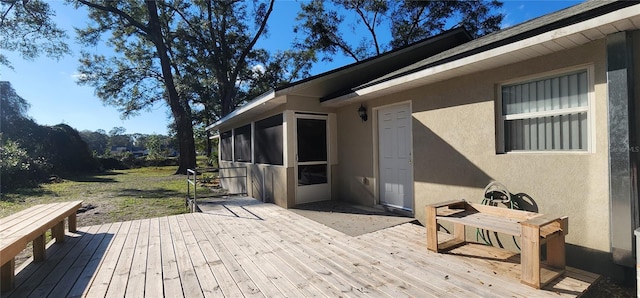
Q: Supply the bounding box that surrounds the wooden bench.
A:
[425,199,568,288]
[0,200,83,292]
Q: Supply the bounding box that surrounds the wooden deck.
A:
[5,200,598,297]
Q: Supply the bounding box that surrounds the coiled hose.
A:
[476,181,521,250]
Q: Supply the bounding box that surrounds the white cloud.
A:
[71,72,95,81]
[252,64,266,74]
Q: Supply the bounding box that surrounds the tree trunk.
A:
[173,112,196,174]
[146,1,196,174]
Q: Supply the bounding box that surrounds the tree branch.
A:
[229,0,274,82]
[0,0,17,27]
[76,0,151,36]
[354,6,380,55]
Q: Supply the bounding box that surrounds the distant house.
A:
[110,146,128,155]
[207,1,640,279]
[110,146,148,157]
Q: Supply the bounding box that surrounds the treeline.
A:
[79,128,177,158]
[0,82,178,193]
[79,128,179,170]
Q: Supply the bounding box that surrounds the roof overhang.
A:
[322,2,640,108]
[205,90,284,131]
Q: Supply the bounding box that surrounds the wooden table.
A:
[425,200,568,288]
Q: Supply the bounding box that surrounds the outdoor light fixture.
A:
[358,104,368,122]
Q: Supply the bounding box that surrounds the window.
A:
[234,124,252,162]
[255,114,283,165]
[220,130,232,161]
[500,69,590,152]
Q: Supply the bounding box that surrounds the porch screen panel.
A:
[297,118,327,162]
[254,114,283,165]
[234,124,252,162]
[220,130,232,161]
[502,70,589,152]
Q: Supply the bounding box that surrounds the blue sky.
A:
[1,1,581,135]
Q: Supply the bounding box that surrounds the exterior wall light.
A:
[358,104,368,122]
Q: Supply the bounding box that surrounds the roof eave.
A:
[205,89,279,131]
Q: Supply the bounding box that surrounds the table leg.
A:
[454,223,465,243]
[546,233,566,269]
[521,224,541,288]
[426,206,439,252]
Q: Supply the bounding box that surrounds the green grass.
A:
[1,166,220,227]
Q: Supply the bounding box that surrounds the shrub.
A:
[42,124,100,173]
[97,157,127,170]
[0,140,52,192]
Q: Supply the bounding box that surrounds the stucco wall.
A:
[336,108,376,206]
[336,39,611,254]
[219,161,292,208]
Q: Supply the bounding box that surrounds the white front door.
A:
[378,103,413,211]
[295,114,331,204]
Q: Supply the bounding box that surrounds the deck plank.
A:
[365,226,541,297]
[106,219,141,297]
[167,215,204,297]
[247,205,404,297]
[7,199,597,298]
[175,214,224,297]
[215,212,341,298]
[47,223,113,297]
[203,211,346,297]
[84,220,132,297]
[192,213,264,297]
[212,215,305,297]
[219,213,336,297]
[169,216,204,297]
[144,217,164,298]
[186,214,245,297]
[250,204,472,297]
[208,216,287,297]
[366,222,587,297]
[254,209,426,298]
[125,218,150,297]
[158,216,183,298]
[257,204,543,297]
[70,222,122,298]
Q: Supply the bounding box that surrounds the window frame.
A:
[496,65,595,154]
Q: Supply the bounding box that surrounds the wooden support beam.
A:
[0,259,15,292]
[69,213,77,233]
[425,206,438,252]
[33,234,46,262]
[521,224,541,288]
[52,221,65,243]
